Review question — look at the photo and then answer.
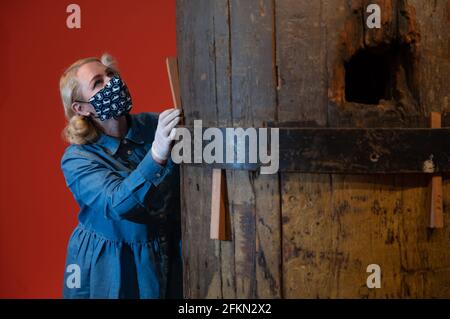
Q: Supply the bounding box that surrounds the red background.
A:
[0,0,176,298]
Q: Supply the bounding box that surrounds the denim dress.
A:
[61,112,182,299]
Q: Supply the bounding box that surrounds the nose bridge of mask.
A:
[88,75,117,102]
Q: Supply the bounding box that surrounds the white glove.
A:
[151,108,181,162]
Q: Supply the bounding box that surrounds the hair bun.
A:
[71,115,88,133]
[64,115,98,144]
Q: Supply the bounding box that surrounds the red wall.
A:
[0,0,176,298]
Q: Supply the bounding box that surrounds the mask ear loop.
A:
[86,111,100,121]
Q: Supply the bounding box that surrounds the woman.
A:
[59,53,182,298]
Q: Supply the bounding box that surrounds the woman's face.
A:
[72,61,116,117]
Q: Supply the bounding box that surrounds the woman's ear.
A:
[71,101,92,117]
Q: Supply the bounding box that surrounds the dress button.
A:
[156,172,161,178]
[160,236,166,241]
[123,140,128,144]
[127,149,132,155]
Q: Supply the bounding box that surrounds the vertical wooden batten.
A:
[429,112,443,228]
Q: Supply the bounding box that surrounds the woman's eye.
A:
[93,80,101,88]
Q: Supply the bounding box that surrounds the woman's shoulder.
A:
[60,144,100,168]
[62,143,95,157]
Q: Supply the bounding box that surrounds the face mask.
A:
[76,75,133,121]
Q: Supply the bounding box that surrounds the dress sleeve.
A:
[61,147,175,221]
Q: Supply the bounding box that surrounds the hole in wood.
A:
[344,44,414,105]
[370,152,380,162]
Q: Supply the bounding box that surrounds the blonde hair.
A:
[59,53,118,144]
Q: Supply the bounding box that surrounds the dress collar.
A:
[96,114,145,155]
[124,114,145,145]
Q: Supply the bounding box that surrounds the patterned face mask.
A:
[76,75,133,121]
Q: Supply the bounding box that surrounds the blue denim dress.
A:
[61,112,182,299]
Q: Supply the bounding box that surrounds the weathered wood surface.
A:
[177,0,221,298]
[177,0,450,298]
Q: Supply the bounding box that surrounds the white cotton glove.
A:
[151,108,182,162]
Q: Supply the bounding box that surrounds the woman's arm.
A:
[62,108,180,220]
[61,148,174,221]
